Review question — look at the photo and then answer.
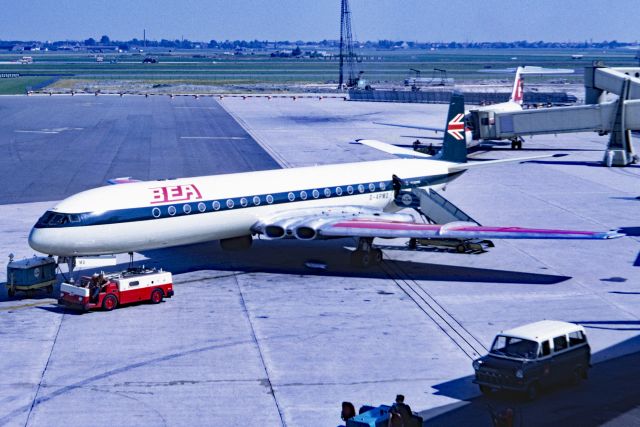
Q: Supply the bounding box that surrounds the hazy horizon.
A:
[1,0,637,43]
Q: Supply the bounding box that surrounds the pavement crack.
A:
[23,310,66,427]
[232,272,287,426]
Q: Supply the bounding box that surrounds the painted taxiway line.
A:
[179,136,247,140]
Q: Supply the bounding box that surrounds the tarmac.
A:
[0,94,638,426]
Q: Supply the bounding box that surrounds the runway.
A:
[0,95,638,426]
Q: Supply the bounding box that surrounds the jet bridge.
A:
[470,63,640,166]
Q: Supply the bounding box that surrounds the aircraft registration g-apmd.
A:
[28,94,623,268]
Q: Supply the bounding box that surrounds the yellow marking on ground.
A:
[0,300,56,311]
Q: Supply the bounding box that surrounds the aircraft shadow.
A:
[569,320,640,332]
[134,239,569,285]
[610,197,640,201]
[424,334,640,427]
[526,160,640,168]
[0,240,570,303]
[618,227,640,267]
[618,226,640,236]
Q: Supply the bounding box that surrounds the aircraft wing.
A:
[252,208,623,241]
[319,219,623,240]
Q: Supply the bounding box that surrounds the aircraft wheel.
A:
[150,289,164,304]
[350,250,370,268]
[102,294,118,311]
[371,248,383,265]
[511,140,517,150]
[456,243,466,253]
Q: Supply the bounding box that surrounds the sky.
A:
[0,0,637,42]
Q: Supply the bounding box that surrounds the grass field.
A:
[0,76,56,94]
[0,48,638,93]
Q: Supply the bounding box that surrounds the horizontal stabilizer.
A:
[354,139,432,159]
[107,177,141,185]
[448,154,555,172]
[373,121,445,133]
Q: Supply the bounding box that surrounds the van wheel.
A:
[150,289,164,304]
[526,382,539,401]
[102,294,118,311]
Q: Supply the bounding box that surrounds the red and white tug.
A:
[58,267,173,311]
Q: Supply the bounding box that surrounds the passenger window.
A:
[553,335,568,352]
[568,331,586,346]
[130,281,139,287]
[539,340,551,357]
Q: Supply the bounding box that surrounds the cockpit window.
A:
[36,211,83,227]
[50,214,65,225]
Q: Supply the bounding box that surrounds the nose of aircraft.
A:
[28,227,56,255]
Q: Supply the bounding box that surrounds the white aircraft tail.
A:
[509,66,524,105]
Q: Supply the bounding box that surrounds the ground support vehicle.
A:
[473,320,591,400]
[345,404,423,427]
[58,267,173,311]
[6,255,57,297]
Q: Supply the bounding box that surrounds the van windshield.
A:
[490,335,539,359]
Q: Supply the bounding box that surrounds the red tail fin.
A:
[510,66,524,105]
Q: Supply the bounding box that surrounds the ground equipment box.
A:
[6,255,57,297]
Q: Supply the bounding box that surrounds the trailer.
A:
[58,267,173,312]
[6,254,57,297]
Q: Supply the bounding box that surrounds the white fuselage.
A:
[29,158,457,256]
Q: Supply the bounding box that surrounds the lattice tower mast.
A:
[339,0,357,88]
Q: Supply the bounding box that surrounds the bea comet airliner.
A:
[29,94,621,267]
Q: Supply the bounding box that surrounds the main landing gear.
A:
[350,238,383,268]
[510,136,524,150]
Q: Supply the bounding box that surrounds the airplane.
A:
[375,66,574,150]
[28,94,622,269]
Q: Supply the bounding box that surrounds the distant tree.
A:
[100,35,110,45]
[84,38,96,46]
[292,46,302,57]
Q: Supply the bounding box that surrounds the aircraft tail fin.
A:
[509,66,524,105]
[434,93,467,163]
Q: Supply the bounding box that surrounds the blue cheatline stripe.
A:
[34,172,460,229]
